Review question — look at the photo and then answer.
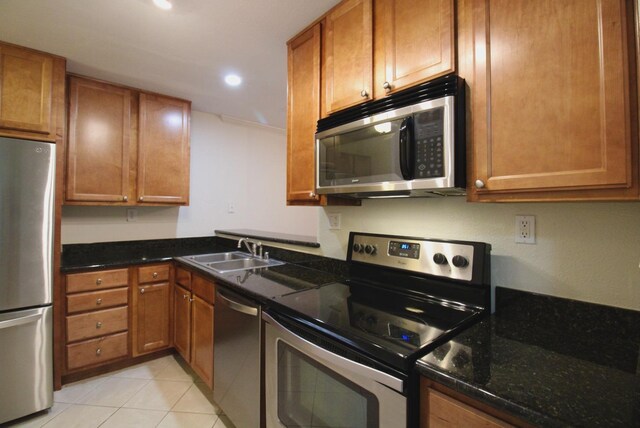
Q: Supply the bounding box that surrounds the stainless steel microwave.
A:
[315,75,465,198]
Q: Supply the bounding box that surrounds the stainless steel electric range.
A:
[263,232,491,428]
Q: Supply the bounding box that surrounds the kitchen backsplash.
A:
[320,198,640,311]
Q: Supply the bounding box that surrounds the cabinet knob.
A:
[96,278,102,285]
[140,288,145,294]
[96,298,102,305]
[153,272,158,279]
[183,294,189,300]
[96,322,102,329]
[360,89,369,98]
[309,191,316,198]
[383,81,392,91]
[96,348,102,356]
[139,196,144,202]
[189,298,194,302]
[123,195,128,202]
[474,179,485,189]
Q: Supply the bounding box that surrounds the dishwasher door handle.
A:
[216,291,258,316]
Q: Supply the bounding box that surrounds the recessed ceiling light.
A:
[153,0,172,10]
[224,74,242,87]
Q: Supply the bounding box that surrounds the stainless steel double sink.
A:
[181,251,284,274]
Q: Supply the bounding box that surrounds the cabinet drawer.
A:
[67,288,128,314]
[66,332,128,371]
[175,266,191,290]
[67,269,128,293]
[192,274,215,305]
[138,264,170,284]
[66,306,128,342]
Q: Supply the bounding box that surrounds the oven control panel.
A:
[350,233,477,282]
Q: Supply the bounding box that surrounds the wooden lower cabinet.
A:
[64,268,130,373]
[61,262,214,388]
[191,294,214,388]
[133,282,171,355]
[173,283,192,361]
[66,332,128,371]
[172,268,215,388]
[132,264,172,356]
[420,377,523,427]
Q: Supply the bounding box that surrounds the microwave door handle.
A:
[399,116,413,180]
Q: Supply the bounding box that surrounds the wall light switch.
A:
[127,208,137,222]
[328,213,341,230]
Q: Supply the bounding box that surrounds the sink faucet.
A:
[237,237,263,258]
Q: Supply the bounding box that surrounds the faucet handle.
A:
[264,251,269,260]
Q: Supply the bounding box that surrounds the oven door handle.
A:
[263,312,404,393]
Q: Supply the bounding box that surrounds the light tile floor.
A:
[5,355,235,428]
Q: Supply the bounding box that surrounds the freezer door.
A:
[0,306,53,424]
[0,137,55,311]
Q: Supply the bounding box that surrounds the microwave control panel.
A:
[414,107,445,179]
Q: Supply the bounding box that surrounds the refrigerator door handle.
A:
[0,313,42,330]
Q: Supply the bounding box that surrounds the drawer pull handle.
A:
[96,322,102,329]
[96,348,102,356]
[153,272,158,279]
[96,278,102,285]
[96,298,102,305]
[140,288,145,294]
[189,298,194,302]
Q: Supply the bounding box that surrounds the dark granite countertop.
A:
[215,229,320,248]
[62,238,640,426]
[61,236,348,277]
[416,287,640,427]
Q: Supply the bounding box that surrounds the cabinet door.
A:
[325,0,373,113]
[287,24,322,204]
[173,284,191,362]
[425,388,512,427]
[0,44,53,137]
[461,0,636,201]
[191,294,214,388]
[137,93,190,205]
[66,77,132,203]
[375,0,454,98]
[133,282,171,356]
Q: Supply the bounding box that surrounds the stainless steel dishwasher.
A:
[214,285,261,428]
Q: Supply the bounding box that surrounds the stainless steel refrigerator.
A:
[0,136,55,424]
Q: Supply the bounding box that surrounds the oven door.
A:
[264,312,406,428]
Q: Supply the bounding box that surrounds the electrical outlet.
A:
[515,215,535,244]
[126,208,137,222]
[328,213,341,230]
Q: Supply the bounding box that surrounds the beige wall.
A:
[61,111,318,244]
[317,198,640,311]
[62,111,640,311]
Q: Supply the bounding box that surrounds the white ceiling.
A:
[0,0,340,129]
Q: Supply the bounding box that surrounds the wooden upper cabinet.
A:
[0,42,64,141]
[374,0,454,98]
[137,93,190,205]
[324,0,373,114]
[64,76,191,206]
[460,0,637,201]
[66,77,132,203]
[287,24,322,204]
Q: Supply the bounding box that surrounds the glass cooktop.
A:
[271,281,481,371]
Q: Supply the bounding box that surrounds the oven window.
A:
[277,341,379,428]
[318,118,404,187]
